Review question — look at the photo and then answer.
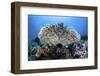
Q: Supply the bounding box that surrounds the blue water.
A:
[28,15,88,42]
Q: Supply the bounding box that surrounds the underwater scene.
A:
[28,15,88,61]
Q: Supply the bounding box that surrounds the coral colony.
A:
[28,23,88,60]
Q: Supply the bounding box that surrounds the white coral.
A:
[38,23,80,46]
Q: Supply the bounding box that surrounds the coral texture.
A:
[68,42,88,58]
[38,23,80,46]
[28,23,88,60]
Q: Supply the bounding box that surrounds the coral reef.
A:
[28,23,88,60]
[68,42,88,58]
[38,23,80,46]
[48,43,72,59]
